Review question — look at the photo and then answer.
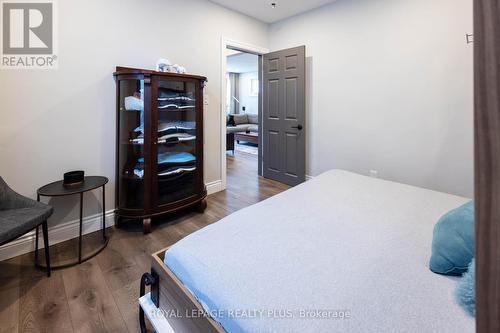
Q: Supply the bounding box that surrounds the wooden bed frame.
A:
[139,1,500,331]
[140,247,225,333]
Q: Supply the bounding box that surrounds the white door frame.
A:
[220,37,269,191]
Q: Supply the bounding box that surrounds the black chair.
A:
[0,177,53,277]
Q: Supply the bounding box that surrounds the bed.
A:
[141,169,475,333]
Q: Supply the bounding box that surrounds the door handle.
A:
[291,124,303,130]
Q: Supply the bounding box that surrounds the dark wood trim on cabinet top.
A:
[113,66,207,81]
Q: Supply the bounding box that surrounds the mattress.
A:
[164,170,475,333]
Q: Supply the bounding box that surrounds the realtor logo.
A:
[1,0,57,69]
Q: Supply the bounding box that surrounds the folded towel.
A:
[124,96,144,111]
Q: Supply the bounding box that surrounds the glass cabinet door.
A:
[155,79,198,205]
[118,78,145,209]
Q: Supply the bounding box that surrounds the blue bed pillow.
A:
[429,201,475,275]
[456,258,475,316]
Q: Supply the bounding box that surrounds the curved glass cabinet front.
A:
[118,78,145,209]
[155,79,198,206]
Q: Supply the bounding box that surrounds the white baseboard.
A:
[206,180,223,195]
[0,180,224,262]
[0,210,115,262]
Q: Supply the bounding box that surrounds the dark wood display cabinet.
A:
[113,67,207,233]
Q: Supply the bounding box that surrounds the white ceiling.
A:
[210,0,336,23]
[227,52,258,73]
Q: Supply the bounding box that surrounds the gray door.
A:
[262,46,306,186]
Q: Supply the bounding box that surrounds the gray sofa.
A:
[226,113,258,134]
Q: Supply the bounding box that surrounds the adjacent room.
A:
[225,49,260,157]
[1,0,497,332]
[225,49,260,192]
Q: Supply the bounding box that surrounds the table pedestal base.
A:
[35,179,109,270]
[35,237,109,270]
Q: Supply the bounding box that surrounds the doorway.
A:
[220,39,307,190]
[220,39,268,191]
[226,50,259,166]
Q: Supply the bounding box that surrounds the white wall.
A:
[269,0,474,197]
[239,71,259,115]
[0,0,474,260]
[0,0,268,233]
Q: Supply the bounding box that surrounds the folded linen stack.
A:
[130,121,197,144]
[158,88,196,109]
[133,152,196,179]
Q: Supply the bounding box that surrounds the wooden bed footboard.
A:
[142,247,225,333]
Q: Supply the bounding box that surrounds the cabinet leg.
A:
[114,214,122,228]
[196,199,207,213]
[143,218,152,234]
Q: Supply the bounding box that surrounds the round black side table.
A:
[36,176,109,268]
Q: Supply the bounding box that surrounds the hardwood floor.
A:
[0,152,288,332]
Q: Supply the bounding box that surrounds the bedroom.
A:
[0,0,497,332]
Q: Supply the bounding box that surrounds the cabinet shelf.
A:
[122,141,144,146]
[158,107,196,111]
[158,135,196,144]
[158,103,195,109]
[123,137,196,146]
[122,166,197,180]
[121,173,145,181]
